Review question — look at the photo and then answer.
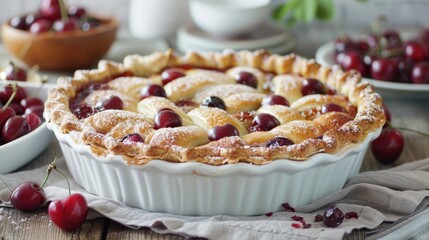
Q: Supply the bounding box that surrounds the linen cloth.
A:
[1,157,429,240]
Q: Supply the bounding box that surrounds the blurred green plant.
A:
[273,0,367,26]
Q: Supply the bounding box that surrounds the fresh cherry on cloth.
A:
[48,193,88,231]
[10,182,45,211]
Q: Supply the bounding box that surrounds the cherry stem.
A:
[39,154,58,189]
[54,168,71,196]
[2,83,18,110]
[58,0,69,22]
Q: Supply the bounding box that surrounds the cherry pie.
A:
[45,50,385,165]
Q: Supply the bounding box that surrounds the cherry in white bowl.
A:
[0,82,52,174]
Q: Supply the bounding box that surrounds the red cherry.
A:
[3,62,27,81]
[0,84,27,104]
[334,37,355,53]
[266,137,294,147]
[10,182,46,211]
[0,107,16,129]
[29,19,52,34]
[382,30,402,48]
[201,96,226,110]
[262,95,289,106]
[139,84,166,99]
[301,78,326,96]
[340,51,367,76]
[24,112,42,131]
[154,109,182,129]
[371,128,404,164]
[120,133,144,143]
[9,103,25,115]
[252,113,280,131]
[396,58,414,83]
[68,6,86,18]
[2,115,30,143]
[40,0,61,21]
[20,97,44,109]
[10,16,27,30]
[48,193,88,231]
[234,71,258,89]
[404,41,427,62]
[71,104,95,119]
[53,18,79,32]
[356,40,370,53]
[95,95,124,111]
[161,68,186,85]
[411,62,429,84]
[208,123,239,141]
[321,103,346,114]
[24,105,44,118]
[323,206,344,228]
[370,58,397,81]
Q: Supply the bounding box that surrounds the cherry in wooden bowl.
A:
[1,14,118,71]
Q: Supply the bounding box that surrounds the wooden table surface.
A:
[1,95,428,240]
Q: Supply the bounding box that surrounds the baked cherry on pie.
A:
[45,50,385,165]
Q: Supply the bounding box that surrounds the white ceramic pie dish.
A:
[47,118,381,216]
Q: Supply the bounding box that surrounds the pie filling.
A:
[45,50,385,165]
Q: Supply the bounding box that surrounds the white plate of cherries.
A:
[0,62,52,174]
[316,29,429,99]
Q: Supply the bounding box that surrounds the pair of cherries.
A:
[10,157,88,232]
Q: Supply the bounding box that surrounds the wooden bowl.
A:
[1,15,118,71]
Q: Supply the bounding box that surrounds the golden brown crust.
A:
[45,50,385,165]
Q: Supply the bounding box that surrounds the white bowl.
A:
[0,81,53,174]
[48,119,381,216]
[189,0,272,38]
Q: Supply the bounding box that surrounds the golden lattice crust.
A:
[45,50,385,165]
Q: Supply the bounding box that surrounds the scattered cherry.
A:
[291,215,304,221]
[266,137,294,147]
[161,68,186,85]
[344,211,359,219]
[371,128,404,164]
[48,193,88,231]
[281,202,296,212]
[301,78,326,96]
[140,84,166,99]
[265,212,273,217]
[252,113,280,131]
[314,214,323,222]
[207,123,239,141]
[10,182,46,211]
[261,95,289,106]
[95,95,124,111]
[323,205,344,228]
[234,71,258,89]
[121,133,144,143]
[201,96,226,110]
[154,109,182,129]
